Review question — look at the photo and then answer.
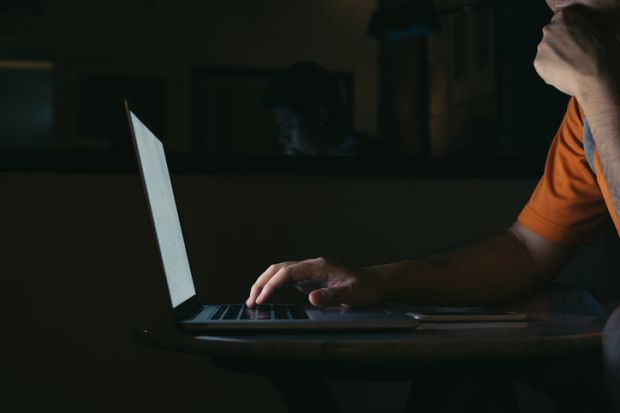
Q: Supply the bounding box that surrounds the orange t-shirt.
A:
[518,97,620,245]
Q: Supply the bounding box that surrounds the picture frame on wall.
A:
[0,57,54,150]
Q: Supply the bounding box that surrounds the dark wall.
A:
[498,0,570,158]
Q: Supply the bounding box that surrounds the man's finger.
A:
[309,285,355,307]
[255,258,331,305]
[246,262,294,307]
[553,6,600,32]
[246,265,279,307]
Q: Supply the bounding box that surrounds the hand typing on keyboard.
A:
[245,257,386,308]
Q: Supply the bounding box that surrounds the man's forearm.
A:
[578,83,620,221]
[368,228,568,306]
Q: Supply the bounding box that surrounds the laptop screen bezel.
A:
[125,101,202,322]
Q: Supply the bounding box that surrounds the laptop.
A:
[126,105,418,331]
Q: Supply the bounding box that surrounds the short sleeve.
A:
[593,136,620,235]
[517,97,610,245]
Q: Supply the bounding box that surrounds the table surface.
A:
[134,312,605,364]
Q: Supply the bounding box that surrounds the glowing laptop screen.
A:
[130,112,196,308]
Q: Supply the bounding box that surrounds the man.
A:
[264,62,381,157]
[264,62,351,156]
[246,0,620,313]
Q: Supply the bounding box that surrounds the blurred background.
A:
[1,0,567,164]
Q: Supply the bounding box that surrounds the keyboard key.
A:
[216,304,307,321]
[240,307,253,320]
[223,305,242,320]
[255,309,271,320]
[210,305,227,320]
[255,304,271,320]
[240,305,272,320]
[273,305,289,320]
[289,304,309,320]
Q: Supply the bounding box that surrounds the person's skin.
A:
[536,0,620,220]
[273,108,318,155]
[246,0,620,309]
[272,106,340,156]
[246,224,575,308]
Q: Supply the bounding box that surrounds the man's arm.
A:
[533,8,620,220]
[370,222,576,306]
[578,86,620,221]
[246,222,576,307]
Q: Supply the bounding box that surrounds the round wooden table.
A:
[134,312,607,412]
[135,312,604,363]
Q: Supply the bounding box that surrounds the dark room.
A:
[3,0,620,412]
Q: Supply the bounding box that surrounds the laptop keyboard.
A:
[209,304,309,321]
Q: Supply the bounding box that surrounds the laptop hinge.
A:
[173,295,202,321]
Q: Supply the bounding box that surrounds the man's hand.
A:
[534,7,620,100]
[536,7,620,230]
[245,257,385,308]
